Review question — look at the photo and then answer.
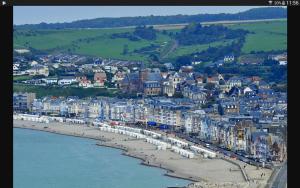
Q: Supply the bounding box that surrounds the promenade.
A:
[14,119,273,188]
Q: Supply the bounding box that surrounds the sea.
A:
[13,128,191,188]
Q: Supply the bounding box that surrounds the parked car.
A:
[243,154,250,158]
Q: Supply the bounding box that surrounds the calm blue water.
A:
[13,128,190,188]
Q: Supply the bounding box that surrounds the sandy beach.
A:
[13,119,272,188]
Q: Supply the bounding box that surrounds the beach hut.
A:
[190,145,216,158]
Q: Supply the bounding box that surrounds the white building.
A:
[58,77,77,85]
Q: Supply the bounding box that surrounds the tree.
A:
[219,79,226,85]
[204,67,214,76]
[122,44,129,55]
[133,25,157,40]
[149,54,159,62]
[204,83,215,90]
[218,104,224,115]
[272,142,280,154]
[174,55,191,70]
[263,59,279,66]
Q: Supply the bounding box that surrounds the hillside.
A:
[14,20,287,62]
[14,7,286,30]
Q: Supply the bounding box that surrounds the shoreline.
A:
[14,120,272,188]
[14,125,198,185]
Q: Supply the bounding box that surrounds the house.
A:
[227,76,242,88]
[144,81,162,96]
[26,65,49,77]
[164,63,174,70]
[88,100,101,119]
[13,92,36,112]
[145,98,190,130]
[192,61,202,65]
[244,87,256,98]
[195,75,204,85]
[119,72,140,93]
[75,74,87,82]
[279,60,287,66]
[182,111,203,133]
[257,88,275,99]
[163,81,175,97]
[94,72,107,88]
[22,79,44,85]
[93,59,102,65]
[30,60,39,67]
[179,66,193,73]
[271,53,287,66]
[79,79,93,88]
[14,49,30,54]
[186,73,196,85]
[161,72,169,79]
[182,86,207,104]
[52,63,60,69]
[58,76,77,85]
[13,63,20,71]
[251,76,261,85]
[220,84,231,93]
[269,134,286,162]
[152,68,161,74]
[112,71,125,82]
[206,76,219,85]
[220,101,239,115]
[258,81,270,89]
[143,72,162,96]
[228,86,242,97]
[250,131,270,160]
[162,73,182,97]
[42,78,58,85]
[223,54,235,63]
[32,99,44,113]
[232,120,253,152]
[104,66,118,74]
[67,100,89,118]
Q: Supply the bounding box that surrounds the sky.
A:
[13,6,267,25]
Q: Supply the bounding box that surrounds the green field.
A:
[167,39,236,59]
[14,20,287,61]
[228,20,287,53]
[13,75,34,81]
[14,28,172,61]
[13,83,120,98]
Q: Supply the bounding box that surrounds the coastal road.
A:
[174,132,265,167]
[270,162,287,188]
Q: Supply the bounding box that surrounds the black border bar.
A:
[0,5,13,188]
[8,0,278,6]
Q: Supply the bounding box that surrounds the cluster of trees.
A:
[175,23,248,46]
[13,83,118,98]
[215,63,286,84]
[189,38,245,63]
[15,7,286,30]
[110,32,140,41]
[173,55,192,70]
[110,26,157,41]
[173,37,245,70]
[133,26,157,40]
[133,44,159,54]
